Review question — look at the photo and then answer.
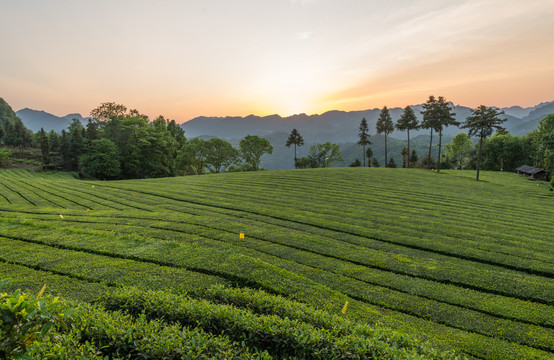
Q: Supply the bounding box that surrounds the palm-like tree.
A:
[285,128,304,169]
[395,106,418,168]
[357,118,372,167]
[462,105,506,180]
[376,106,394,167]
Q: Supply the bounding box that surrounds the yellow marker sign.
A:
[239,233,245,239]
[92,185,95,188]
[537,184,539,187]
[342,301,349,314]
[59,214,64,219]
[133,194,135,198]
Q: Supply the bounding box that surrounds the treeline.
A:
[32,103,274,179]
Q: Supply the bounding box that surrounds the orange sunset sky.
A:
[1,0,554,122]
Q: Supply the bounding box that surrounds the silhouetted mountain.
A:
[15,108,89,132]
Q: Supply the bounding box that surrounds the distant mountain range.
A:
[14,101,554,170]
[180,101,554,144]
[15,108,90,132]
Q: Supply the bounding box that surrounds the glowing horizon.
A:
[1,0,553,123]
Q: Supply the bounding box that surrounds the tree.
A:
[536,114,554,180]
[366,147,373,167]
[307,142,343,168]
[462,105,507,180]
[395,106,418,168]
[39,128,50,166]
[176,138,209,175]
[239,135,273,170]
[401,147,409,168]
[434,97,458,172]
[0,148,12,168]
[48,130,61,153]
[421,96,458,172]
[371,157,380,167]
[481,132,526,171]
[445,132,473,169]
[285,129,304,168]
[205,138,240,173]
[349,158,361,167]
[0,126,4,145]
[79,138,121,179]
[420,96,438,170]
[357,118,371,167]
[85,119,100,141]
[410,149,418,167]
[387,157,397,168]
[376,106,394,167]
[67,119,85,171]
[90,102,128,122]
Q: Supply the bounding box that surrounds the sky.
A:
[1,0,554,123]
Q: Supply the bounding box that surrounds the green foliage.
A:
[481,132,527,171]
[349,158,361,167]
[297,142,344,168]
[0,280,71,359]
[177,137,209,175]
[239,135,273,171]
[0,148,12,167]
[39,128,51,166]
[445,133,472,169]
[204,138,240,173]
[78,138,121,179]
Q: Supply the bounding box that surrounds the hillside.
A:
[0,168,552,359]
[15,108,89,132]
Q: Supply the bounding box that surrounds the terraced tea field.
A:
[0,168,552,359]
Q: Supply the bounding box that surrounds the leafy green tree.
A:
[176,138,209,175]
[536,114,554,180]
[167,119,187,148]
[395,106,418,168]
[39,128,50,166]
[357,118,372,167]
[387,157,397,168]
[445,132,473,170]
[307,142,343,168]
[90,102,128,122]
[60,130,70,169]
[0,126,4,145]
[205,138,239,173]
[462,105,506,180]
[481,132,527,171]
[376,106,394,167]
[285,129,304,168]
[371,157,380,167]
[239,135,273,171]
[79,138,121,179]
[349,158,361,167]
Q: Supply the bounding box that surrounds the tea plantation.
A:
[0,168,552,359]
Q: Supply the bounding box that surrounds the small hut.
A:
[516,165,546,180]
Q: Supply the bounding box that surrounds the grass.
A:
[0,167,552,359]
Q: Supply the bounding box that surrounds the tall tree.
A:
[536,114,554,179]
[39,128,50,166]
[239,135,273,171]
[434,97,458,172]
[395,106,418,168]
[376,106,394,167]
[176,138,209,175]
[357,118,371,167]
[79,138,121,179]
[462,105,506,180]
[285,129,304,168]
[420,96,439,169]
[307,142,343,168]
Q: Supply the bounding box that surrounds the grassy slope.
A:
[0,168,552,359]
